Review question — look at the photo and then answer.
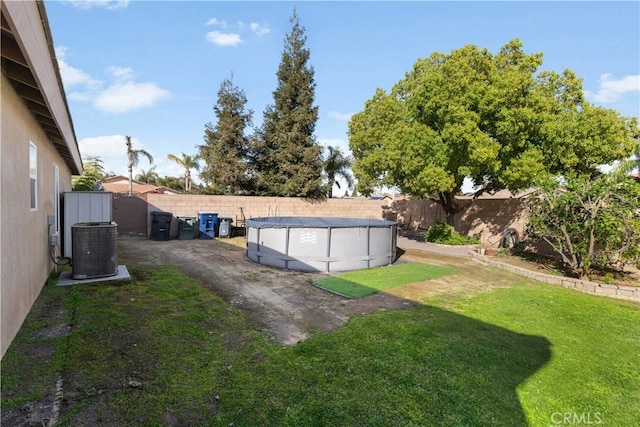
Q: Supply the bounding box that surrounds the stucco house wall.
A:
[1,0,82,358]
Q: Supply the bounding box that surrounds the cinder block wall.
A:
[146,195,390,238]
[143,194,529,247]
[147,194,389,220]
[456,199,529,249]
[389,197,530,249]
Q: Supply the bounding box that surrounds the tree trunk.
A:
[438,191,459,227]
[128,165,133,196]
[327,173,335,198]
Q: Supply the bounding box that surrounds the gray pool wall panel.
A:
[246,217,397,272]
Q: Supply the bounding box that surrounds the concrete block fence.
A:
[146,194,389,220]
[145,194,390,239]
[141,194,533,246]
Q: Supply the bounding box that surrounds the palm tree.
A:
[323,146,354,198]
[125,136,154,195]
[136,166,159,184]
[167,152,200,192]
[157,175,185,192]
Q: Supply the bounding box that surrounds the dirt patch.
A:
[115,238,520,346]
[1,400,57,427]
[117,238,409,345]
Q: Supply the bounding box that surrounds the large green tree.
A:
[200,77,253,194]
[250,8,324,198]
[348,39,638,225]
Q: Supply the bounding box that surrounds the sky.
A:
[45,0,640,193]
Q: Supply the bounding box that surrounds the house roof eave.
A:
[1,0,83,175]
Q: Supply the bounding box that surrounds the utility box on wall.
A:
[63,191,113,258]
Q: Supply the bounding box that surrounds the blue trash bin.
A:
[198,212,218,239]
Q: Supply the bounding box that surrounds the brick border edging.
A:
[469,251,640,302]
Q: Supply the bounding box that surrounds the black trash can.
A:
[177,216,196,240]
[218,217,233,238]
[150,211,173,241]
[198,212,218,239]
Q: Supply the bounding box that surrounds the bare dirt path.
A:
[117,237,516,345]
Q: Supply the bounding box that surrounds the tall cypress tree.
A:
[200,76,253,194]
[252,8,324,198]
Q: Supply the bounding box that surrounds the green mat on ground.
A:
[312,262,459,298]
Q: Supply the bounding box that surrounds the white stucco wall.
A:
[1,73,74,358]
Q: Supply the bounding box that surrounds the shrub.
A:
[424,222,479,245]
[528,174,640,279]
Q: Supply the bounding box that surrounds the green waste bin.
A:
[177,216,196,240]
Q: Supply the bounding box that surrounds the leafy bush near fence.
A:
[424,222,479,245]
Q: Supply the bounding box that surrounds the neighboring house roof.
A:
[381,193,408,201]
[1,0,82,174]
[101,176,181,195]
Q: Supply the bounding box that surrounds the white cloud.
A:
[94,81,170,114]
[78,135,129,176]
[205,19,269,47]
[56,46,102,90]
[108,66,135,81]
[328,111,354,122]
[250,22,270,36]
[64,0,129,10]
[206,31,243,47]
[155,158,187,180]
[68,91,95,102]
[589,73,640,103]
[80,134,128,159]
[205,18,227,27]
[56,48,169,114]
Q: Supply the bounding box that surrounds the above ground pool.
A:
[246,217,397,273]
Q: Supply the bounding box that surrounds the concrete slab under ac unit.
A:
[56,265,131,286]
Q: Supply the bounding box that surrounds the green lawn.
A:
[312,262,459,297]
[2,263,638,426]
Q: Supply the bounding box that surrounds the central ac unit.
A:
[72,222,118,279]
